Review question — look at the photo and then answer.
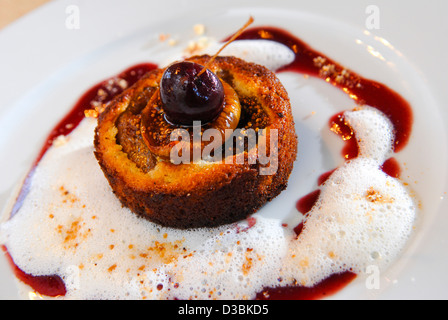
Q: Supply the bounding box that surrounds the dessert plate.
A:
[0,0,447,299]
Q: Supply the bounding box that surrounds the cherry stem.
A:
[195,16,254,78]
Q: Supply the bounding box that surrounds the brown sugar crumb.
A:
[193,24,206,36]
[242,254,254,276]
[59,185,69,196]
[242,248,262,276]
[52,135,69,147]
[84,78,128,118]
[330,120,353,141]
[108,264,117,272]
[158,33,170,42]
[57,217,91,250]
[158,32,178,46]
[299,257,309,268]
[59,186,83,206]
[365,187,395,203]
[84,109,99,118]
[184,36,211,56]
[146,240,185,264]
[313,56,327,68]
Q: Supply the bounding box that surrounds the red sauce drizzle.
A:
[318,169,337,186]
[381,157,401,178]
[329,112,359,160]
[234,26,413,153]
[2,245,66,297]
[256,271,357,300]
[296,190,321,215]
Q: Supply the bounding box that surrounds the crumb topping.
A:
[313,56,362,90]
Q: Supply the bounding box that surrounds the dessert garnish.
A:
[141,74,241,160]
[158,16,254,127]
[159,61,225,126]
[142,17,257,159]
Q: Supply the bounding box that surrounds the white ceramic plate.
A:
[1,0,447,300]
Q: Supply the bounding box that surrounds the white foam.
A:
[344,107,395,164]
[283,107,415,285]
[286,157,415,284]
[202,40,296,71]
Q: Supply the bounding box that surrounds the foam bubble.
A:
[344,106,395,163]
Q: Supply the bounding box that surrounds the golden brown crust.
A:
[94,55,297,229]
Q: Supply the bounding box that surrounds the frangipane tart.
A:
[94,55,297,229]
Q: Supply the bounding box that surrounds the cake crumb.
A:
[84,109,99,118]
[168,38,178,46]
[193,24,205,35]
[159,33,170,42]
[53,135,69,147]
[313,56,326,68]
[184,36,212,56]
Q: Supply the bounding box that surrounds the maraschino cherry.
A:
[160,62,224,126]
[159,16,254,127]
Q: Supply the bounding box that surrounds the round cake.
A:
[94,55,297,229]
